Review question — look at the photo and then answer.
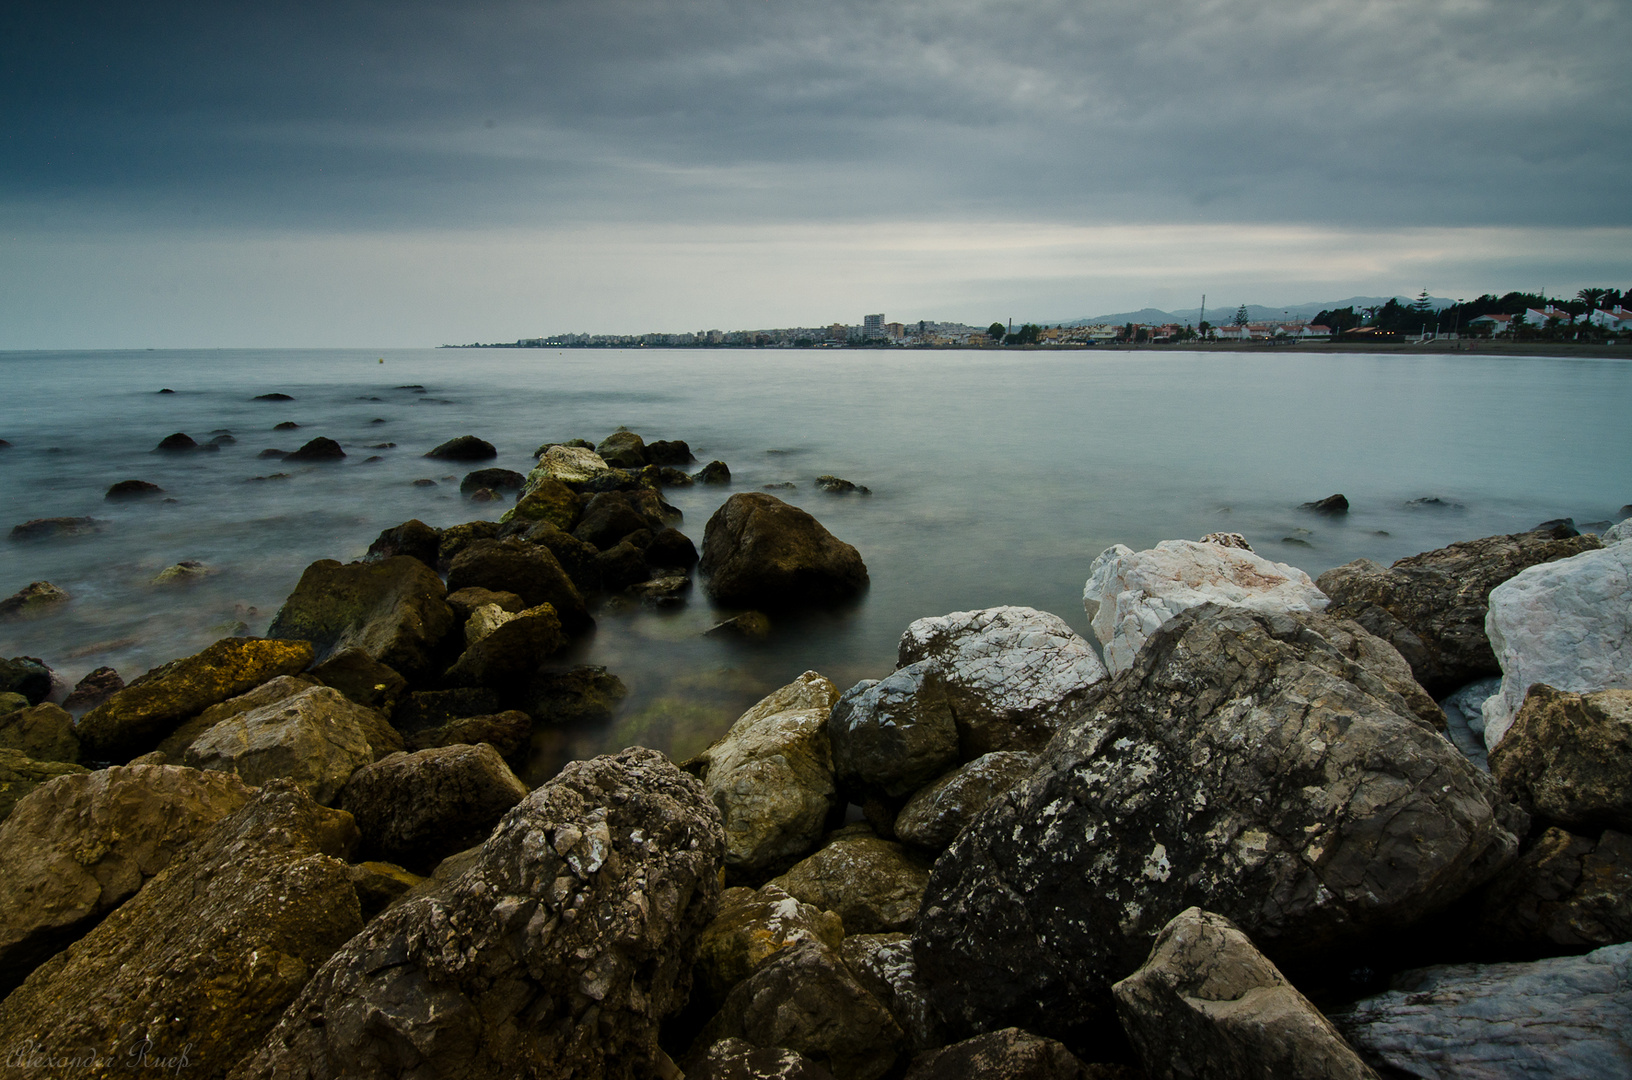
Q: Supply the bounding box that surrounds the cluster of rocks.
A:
[3,492,1630,1076]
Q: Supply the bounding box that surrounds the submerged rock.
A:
[1301,493,1350,515]
[700,492,868,609]
[425,434,497,460]
[232,748,723,1080]
[104,479,164,500]
[9,516,102,541]
[913,604,1523,1044]
[283,436,345,461]
[460,466,525,494]
[0,580,70,620]
[1084,539,1327,677]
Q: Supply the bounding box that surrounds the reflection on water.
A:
[2,347,1629,775]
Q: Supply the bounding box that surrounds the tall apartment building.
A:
[863,313,885,340]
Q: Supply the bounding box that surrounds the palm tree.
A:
[1578,287,1608,314]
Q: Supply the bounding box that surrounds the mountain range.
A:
[1063,296,1457,327]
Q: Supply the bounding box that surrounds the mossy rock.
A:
[501,477,582,532]
[0,750,89,822]
[266,556,456,682]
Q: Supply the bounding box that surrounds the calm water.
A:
[2,348,1628,778]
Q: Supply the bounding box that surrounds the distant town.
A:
[444,288,1632,349]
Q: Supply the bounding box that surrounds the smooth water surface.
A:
[2,348,1628,777]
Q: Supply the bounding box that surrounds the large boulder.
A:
[1489,685,1632,831]
[0,781,363,1077]
[338,743,530,873]
[0,750,87,821]
[700,493,868,609]
[1482,542,1632,749]
[913,604,1524,1045]
[1317,525,1603,696]
[595,430,648,468]
[694,882,845,1006]
[309,648,407,713]
[503,476,583,531]
[443,602,565,687]
[445,537,590,631]
[689,671,842,878]
[1112,907,1377,1080]
[154,673,321,759]
[897,607,1106,758]
[830,661,959,802]
[770,827,931,934]
[363,518,441,567]
[1332,943,1632,1078]
[526,443,615,488]
[694,941,905,1080]
[0,764,253,994]
[1084,539,1328,677]
[0,701,79,762]
[841,933,941,1054]
[183,684,385,803]
[231,748,723,1080]
[575,490,659,550]
[76,637,316,762]
[1467,826,1632,957]
[266,556,456,681]
[894,751,1037,852]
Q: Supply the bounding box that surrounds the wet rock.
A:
[596,430,648,468]
[894,750,1037,852]
[0,655,54,705]
[446,537,590,631]
[436,518,502,566]
[898,606,1106,758]
[149,673,314,759]
[274,420,301,430]
[700,493,868,609]
[690,671,843,878]
[901,1028,1110,1080]
[444,602,565,687]
[1199,531,1253,550]
[393,686,502,734]
[816,475,870,494]
[232,748,723,1080]
[364,518,441,567]
[597,537,652,592]
[0,580,69,620]
[525,665,628,726]
[445,585,528,619]
[77,637,315,762]
[267,555,456,680]
[0,750,88,821]
[576,490,656,550]
[460,466,525,494]
[1332,943,1632,1078]
[283,436,346,461]
[152,559,213,585]
[1085,539,1328,677]
[338,743,529,873]
[468,486,501,502]
[694,941,905,1080]
[695,882,845,1006]
[0,702,79,762]
[253,392,295,401]
[770,827,931,934]
[1113,907,1377,1080]
[1466,826,1632,957]
[464,600,516,644]
[1483,541,1632,748]
[104,479,163,500]
[0,692,25,715]
[153,431,198,451]
[184,684,389,804]
[404,709,532,760]
[1317,525,1604,697]
[309,648,407,712]
[646,439,694,466]
[831,661,958,801]
[425,434,497,461]
[9,516,102,541]
[0,782,363,1077]
[695,460,732,484]
[527,443,614,488]
[913,604,1525,1045]
[661,466,696,487]
[62,666,124,713]
[630,574,692,608]
[1301,493,1350,515]
[503,476,584,531]
[840,933,941,1054]
[689,1039,837,1080]
[0,764,253,994]
[642,530,698,573]
[518,521,603,595]
[1490,685,1632,831]
[707,611,772,639]
[258,447,289,459]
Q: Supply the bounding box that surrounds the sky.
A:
[3,0,1629,347]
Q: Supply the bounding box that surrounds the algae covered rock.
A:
[691,671,842,877]
[0,580,70,620]
[770,827,931,934]
[1489,685,1632,831]
[0,763,253,993]
[700,492,868,609]
[1112,907,1377,1080]
[694,882,845,1005]
[231,747,724,1080]
[913,604,1524,1045]
[0,749,88,821]
[445,537,590,631]
[504,476,584,531]
[76,636,315,762]
[443,602,565,687]
[0,781,363,1079]
[0,701,79,762]
[266,555,456,680]
[183,684,384,803]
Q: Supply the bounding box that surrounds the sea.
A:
[2,347,1628,781]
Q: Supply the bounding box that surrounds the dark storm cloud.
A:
[4,0,1628,230]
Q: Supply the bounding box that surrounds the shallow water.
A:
[2,347,1628,777]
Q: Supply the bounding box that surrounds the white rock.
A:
[464,602,517,646]
[1444,676,1502,737]
[524,444,611,490]
[1483,543,1632,750]
[897,606,1107,756]
[1604,518,1632,545]
[1084,540,1329,676]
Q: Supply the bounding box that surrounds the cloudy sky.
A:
[3,0,1628,347]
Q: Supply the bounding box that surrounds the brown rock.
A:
[404,709,532,760]
[1490,685,1632,832]
[61,666,124,712]
[266,556,456,680]
[694,883,845,1006]
[445,537,590,631]
[700,493,868,609]
[1468,827,1632,956]
[0,749,88,821]
[770,828,931,934]
[901,1028,1115,1080]
[0,701,79,763]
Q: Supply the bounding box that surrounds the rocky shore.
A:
[2,430,1630,1078]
